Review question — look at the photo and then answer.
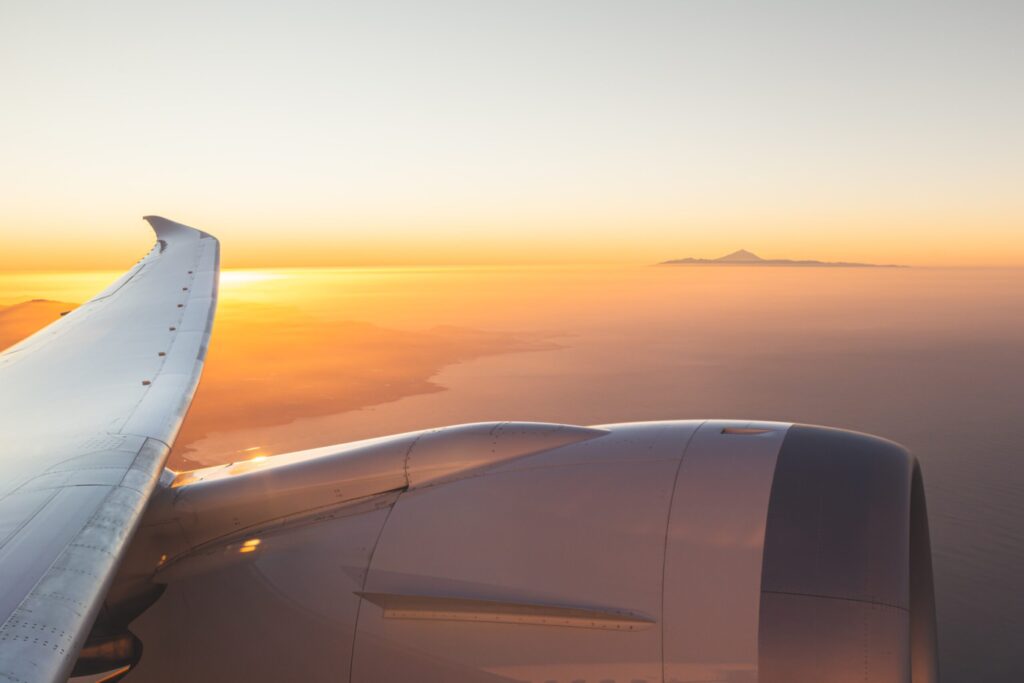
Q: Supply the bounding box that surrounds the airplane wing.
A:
[0,217,218,683]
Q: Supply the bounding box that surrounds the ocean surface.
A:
[2,264,1022,681]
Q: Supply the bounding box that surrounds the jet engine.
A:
[98,419,938,682]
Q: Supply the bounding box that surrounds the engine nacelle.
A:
[110,420,937,682]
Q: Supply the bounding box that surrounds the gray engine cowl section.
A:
[115,420,937,682]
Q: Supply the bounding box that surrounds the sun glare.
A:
[220,270,287,286]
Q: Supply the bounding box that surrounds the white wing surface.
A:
[0,217,218,683]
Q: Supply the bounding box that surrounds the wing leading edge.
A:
[0,217,219,683]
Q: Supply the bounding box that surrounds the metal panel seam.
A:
[0,439,167,683]
[659,420,705,683]
[346,501,399,683]
[400,433,427,486]
[0,489,60,550]
[347,433,420,682]
[760,589,910,612]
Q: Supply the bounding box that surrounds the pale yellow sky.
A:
[1,1,1022,268]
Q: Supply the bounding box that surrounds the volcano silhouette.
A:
[660,250,904,268]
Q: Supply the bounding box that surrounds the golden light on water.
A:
[239,446,270,461]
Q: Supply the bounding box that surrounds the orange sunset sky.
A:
[1,1,1022,269]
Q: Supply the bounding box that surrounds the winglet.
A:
[143,216,215,241]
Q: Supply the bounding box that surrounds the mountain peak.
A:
[715,249,762,262]
[659,249,905,268]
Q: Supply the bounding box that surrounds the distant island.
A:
[660,249,906,268]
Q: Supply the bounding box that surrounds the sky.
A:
[1,0,1022,269]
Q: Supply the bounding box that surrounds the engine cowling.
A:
[108,420,937,682]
